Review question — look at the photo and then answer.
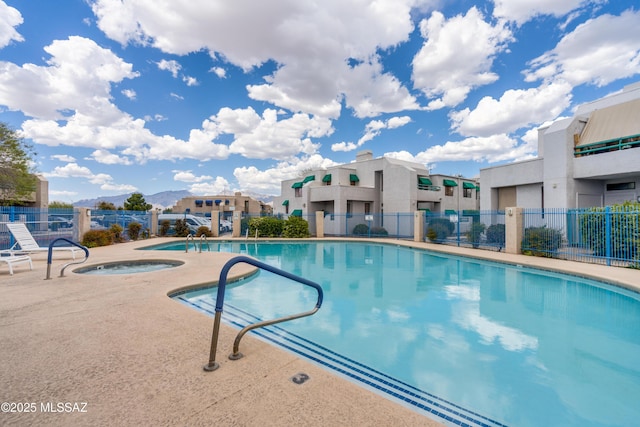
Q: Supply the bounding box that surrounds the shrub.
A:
[522,226,563,257]
[579,202,640,260]
[82,230,113,248]
[159,220,170,237]
[485,224,505,248]
[282,215,310,238]
[370,227,388,236]
[249,216,283,237]
[352,224,369,235]
[173,219,190,237]
[195,225,212,237]
[426,220,453,242]
[426,227,439,242]
[110,224,124,242]
[127,221,142,241]
[466,222,486,248]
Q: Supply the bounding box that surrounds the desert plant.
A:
[426,221,452,242]
[195,225,212,237]
[127,221,142,241]
[426,227,439,242]
[159,220,170,236]
[282,215,310,238]
[370,227,388,236]
[173,219,190,237]
[352,223,369,235]
[485,224,505,249]
[522,226,563,257]
[82,230,113,248]
[110,224,124,242]
[466,222,486,249]
[249,216,284,237]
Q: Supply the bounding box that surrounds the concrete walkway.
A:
[1,237,638,426]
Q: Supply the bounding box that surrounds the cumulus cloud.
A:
[172,170,213,183]
[210,66,226,78]
[449,81,573,137]
[331,115,411,152]
[524,9,640,87]
[188,176,231,195]
[492,0,601,26]
[412,7,513,110]
[50,154,76,162]
[121,89,136,99]
[91,0,425,118]
[157,59,181,77]
[87,149,133,165]
[44,162,137,192]
[0,1,23,48]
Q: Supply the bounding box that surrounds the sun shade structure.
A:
[418,177,432,186]
[282,200,289,206]
[302,175,315,183]
[577,98,640,148]
[349,174,359,182]
[443,179,458,187]
[291,182,303,189]
[463,182,476,189]
[291,209,302,216]
[322,174,332,182]
[445,209,457,215]
[6,223,80,259]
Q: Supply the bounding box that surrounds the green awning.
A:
[303,175,315,183]
[349,174,359,182]
[291,182,303,189]
[463,210,479,216]
[443,179,458,187]
[445,209,457,215]
[475,185,480,190]
[322,174,332,182]
[418,177,432,185]
[282,199,289,206]
[419,208,431,213]
[463,182,476,189]
[291,209,302,216]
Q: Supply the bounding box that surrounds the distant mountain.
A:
[73,190,192,210]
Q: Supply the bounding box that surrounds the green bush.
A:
[522,226,563,257]
[370,227,388,236]
[195,225,212,237]
[159,220,170,237]
[282,216,310,238]
[426,227,438,242]
[485,224,505,248]
[352,224,369,235]
[127,221,142,241]
[579,202,640,259]
[173,219,190,237]
[110,224,124,242]
[466,222,486,248]
[249,216,283,237]
[426,219,453,242]
[82,230,113,248]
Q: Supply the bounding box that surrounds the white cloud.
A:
[50,154,76,162]
[157,59,181,78]
[412,7,513,110]
[0,1,23,48]
[172,170,213,183]
[87,149,133,165]
[182,75,198,86]
[449,81,573,137]
[91,0,426,118]
[188,176,231,195]
[524,9,640,87]
[122,89,136,99]
[44,162,137,192]
[331,115,412,152]
[492,0,601,26]
[234,154,339,194]
[210,66,226,78]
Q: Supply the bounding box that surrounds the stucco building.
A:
[274,150,479,234]
[480,82,640,210]
[170,192,272,218]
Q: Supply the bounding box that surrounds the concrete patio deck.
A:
[1,237,638,426]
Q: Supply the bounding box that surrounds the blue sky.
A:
[1,0,639,204]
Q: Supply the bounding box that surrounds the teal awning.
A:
[303,175,315,183]
[291,209,302,216]
[418,177,432,186]
[445,209,457,215]
[291,182,303,189]
[443,179,457,187]
[282,199,289,206]
[463,182,476,189]
[463,210,479,216]
[475,185,480,190]
[349,174,359,182]
[419,208,431,213]
[322,174,332,182]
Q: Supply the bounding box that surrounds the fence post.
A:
[315,211,324,238]
[414,211,425,242]
[505,207,523,254]
[605,206,611,266]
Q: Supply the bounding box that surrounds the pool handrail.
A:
[45,238,90,279]
[185,233,194,252]
[198,234,208,253]
[203,255,324,372]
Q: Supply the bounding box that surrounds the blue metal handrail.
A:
[45,238,90,279]
[204,255,324,372]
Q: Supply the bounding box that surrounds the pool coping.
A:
[1,236,638,426]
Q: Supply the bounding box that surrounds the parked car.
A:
[158,214,205,235]
[219,220,232,233]
[48,215,73,230]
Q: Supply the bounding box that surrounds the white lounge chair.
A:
[0,252,33,275]
[6,223,79,259]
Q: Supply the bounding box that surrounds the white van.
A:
[158,214,210,235]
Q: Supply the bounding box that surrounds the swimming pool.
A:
[157,241,640,427]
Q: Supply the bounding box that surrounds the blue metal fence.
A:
[0,206,75,250]
[424,210,506,250]
[522,207,640,266]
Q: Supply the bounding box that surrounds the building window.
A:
[195,199,203,207]
[347,201,352,218]
[463,188,472,198]
[295,187,302,197]
[350,174,359,186]
[364,202,371,215]
[445,186,454,196]
[607,182,635,191]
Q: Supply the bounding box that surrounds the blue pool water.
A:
[157,241,640,427]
